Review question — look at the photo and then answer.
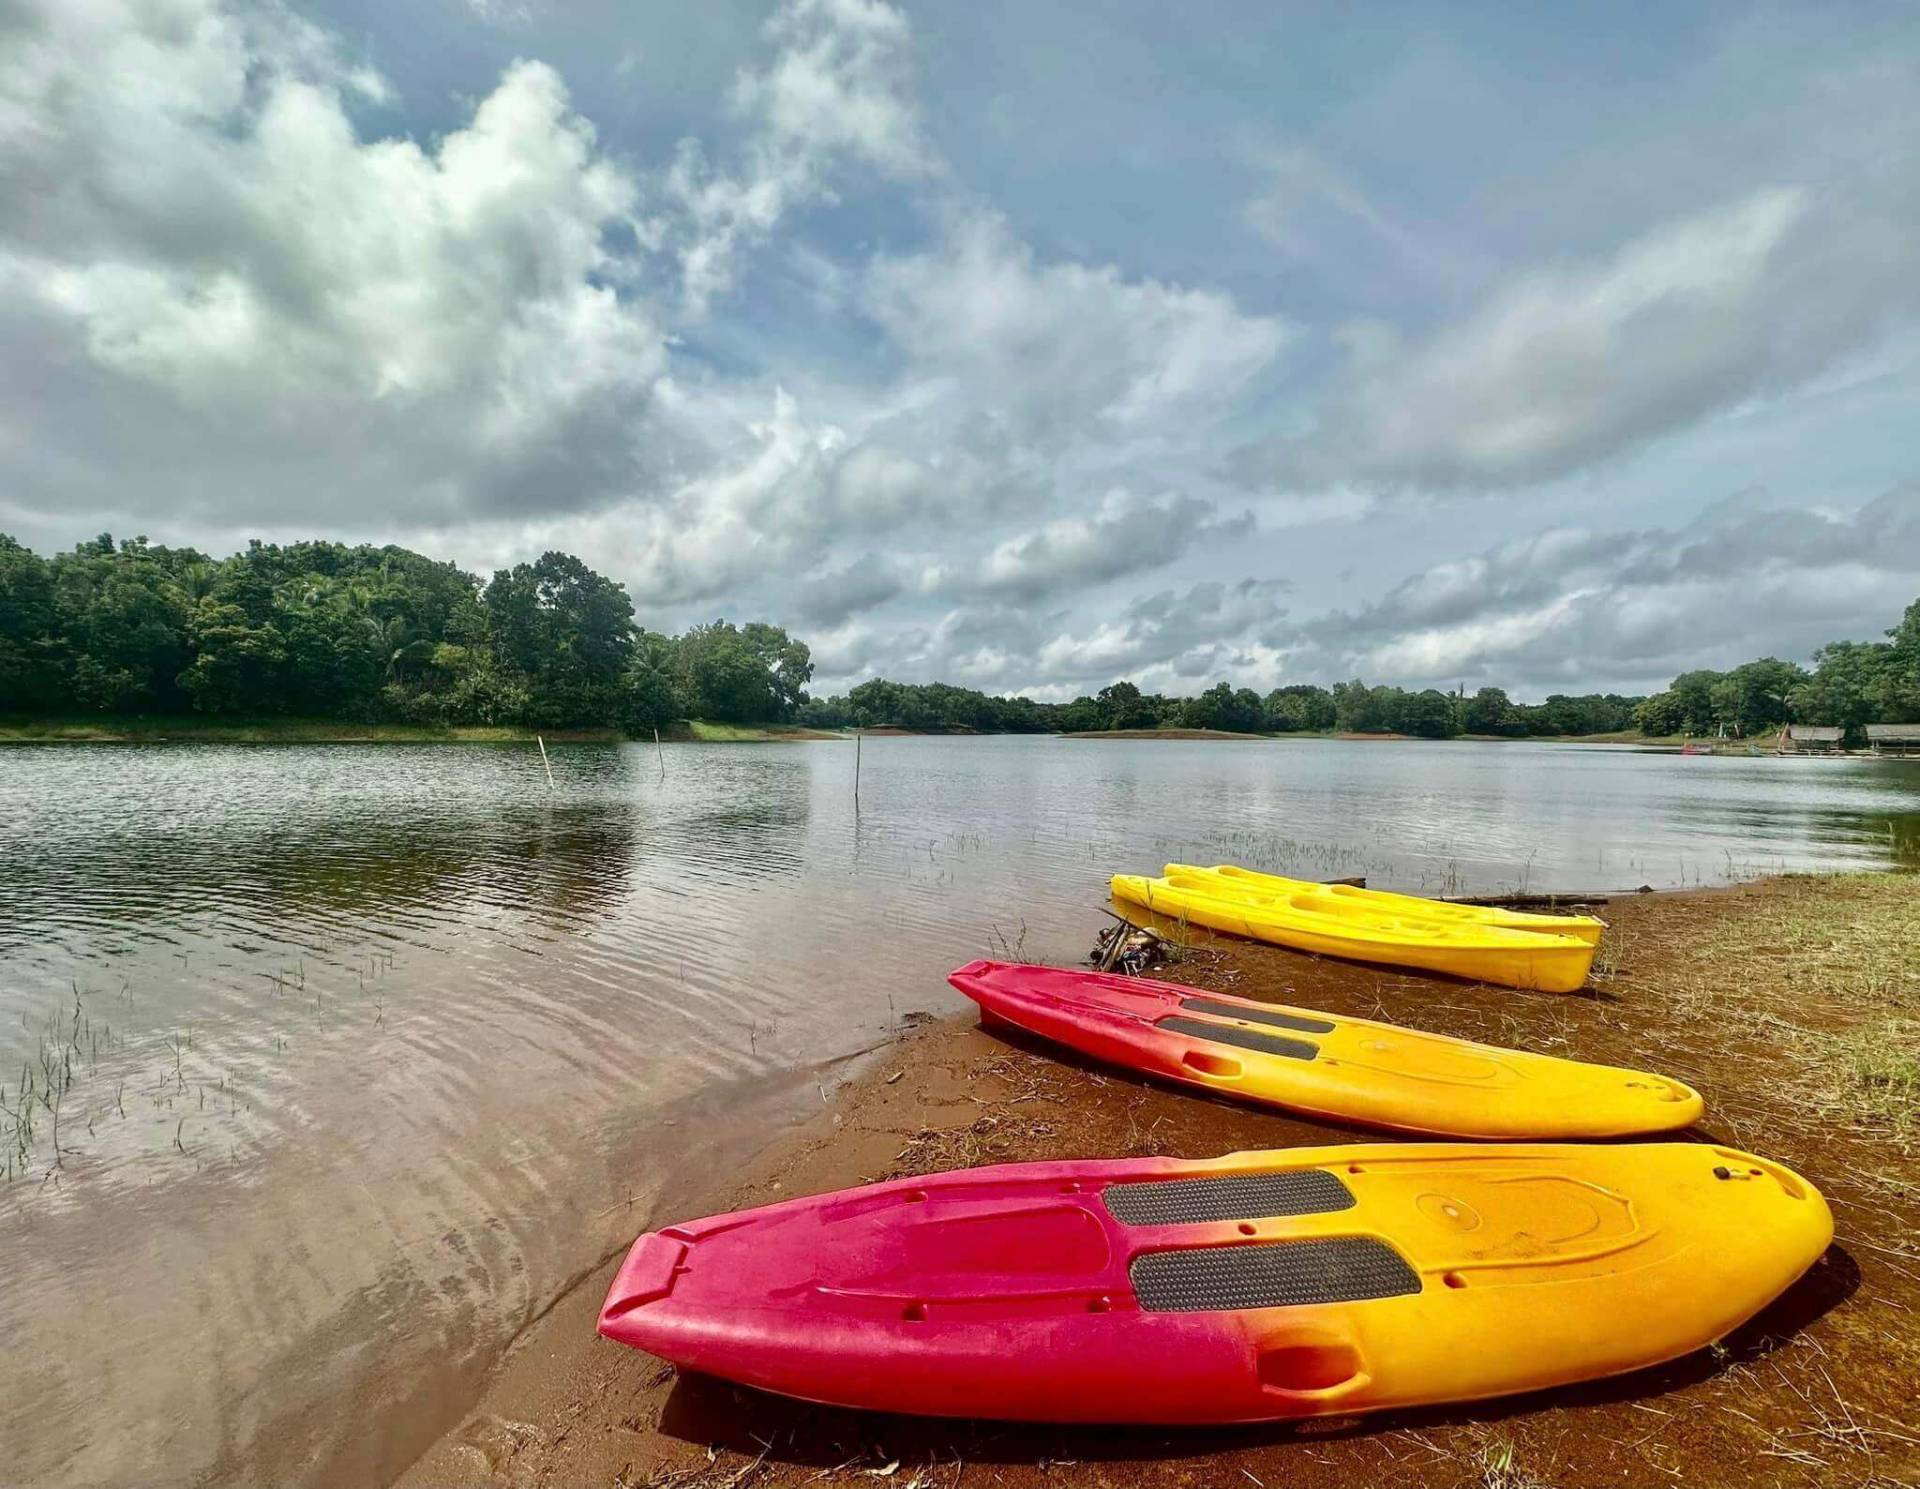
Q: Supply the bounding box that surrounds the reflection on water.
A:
[1,737,1916,1486]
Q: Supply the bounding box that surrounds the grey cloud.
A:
[1239,176,1920,494]
[1331,529,1622,640]
[863,209,1289,458]
[661,0,932,314]
[612,394,945,609]
[1298,487,1920,692]
[808,599,1062,692]
[1646,490,1920,583]
[791,552,908,625]
[966,491,1253,601]
[1029,578,1294,688]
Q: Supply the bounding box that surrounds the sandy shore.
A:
[397,877,1918,1489]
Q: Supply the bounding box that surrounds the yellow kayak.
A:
[1167,863,1607,946]
[1113,872,1598,993]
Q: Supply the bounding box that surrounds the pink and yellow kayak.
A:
[950,960,1700,1137]
[600,1141,1828,1422]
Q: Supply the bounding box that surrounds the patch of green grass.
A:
[671,720,845,742]
[1832,1017,1920,1135]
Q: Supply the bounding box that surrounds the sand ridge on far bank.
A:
[396,876,1919,1489]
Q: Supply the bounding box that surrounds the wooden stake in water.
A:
[654,726,666,780]
[854,728,862,808]
[536,734,555,790]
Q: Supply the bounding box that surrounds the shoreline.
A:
[2,715,1861,752]
[394,874,1918,1489]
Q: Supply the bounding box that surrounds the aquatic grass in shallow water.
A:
[1149,827,1390,883]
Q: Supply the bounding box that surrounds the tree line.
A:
[1632,602,1920,738]
[0,534,810,731]
[799,677,1638,738]
[4,533,1915,742]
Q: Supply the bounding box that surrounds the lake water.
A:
[3,736,1918,1486]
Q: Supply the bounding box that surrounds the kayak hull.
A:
[599,1142,1829,1423]
[1113,874,1598,993]
[948,960,1702,1138]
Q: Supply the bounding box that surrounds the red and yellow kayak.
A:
[949,961,1701,1138]
[599,1141,1829,1422]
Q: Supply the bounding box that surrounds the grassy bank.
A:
[665,721,846,742]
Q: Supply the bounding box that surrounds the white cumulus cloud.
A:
[1,0,665,524]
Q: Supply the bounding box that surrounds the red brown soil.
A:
[396,881,1919,1489]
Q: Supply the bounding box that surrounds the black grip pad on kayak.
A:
[1157,1016,1318,1061]
[1131,1237,1421,1312]
[1179,998,1335,1035]
[1104,1169,1355,1226]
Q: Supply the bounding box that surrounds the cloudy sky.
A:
[4,0,1919,699]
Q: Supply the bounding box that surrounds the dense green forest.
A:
[1631,610,1920,737]
[798,678,1642,738]
[3,533,1915,742]
[0,534,809,731]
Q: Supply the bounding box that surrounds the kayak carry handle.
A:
[1182,1049,1243,1080]
[1257,1337,1370,1401]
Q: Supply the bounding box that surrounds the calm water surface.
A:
[3,737,1917,1485]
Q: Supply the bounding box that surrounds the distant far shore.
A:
[6,716,1872,755]
[1064,725,1685,745]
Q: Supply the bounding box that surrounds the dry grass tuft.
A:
[1466,1430,1550,1489]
